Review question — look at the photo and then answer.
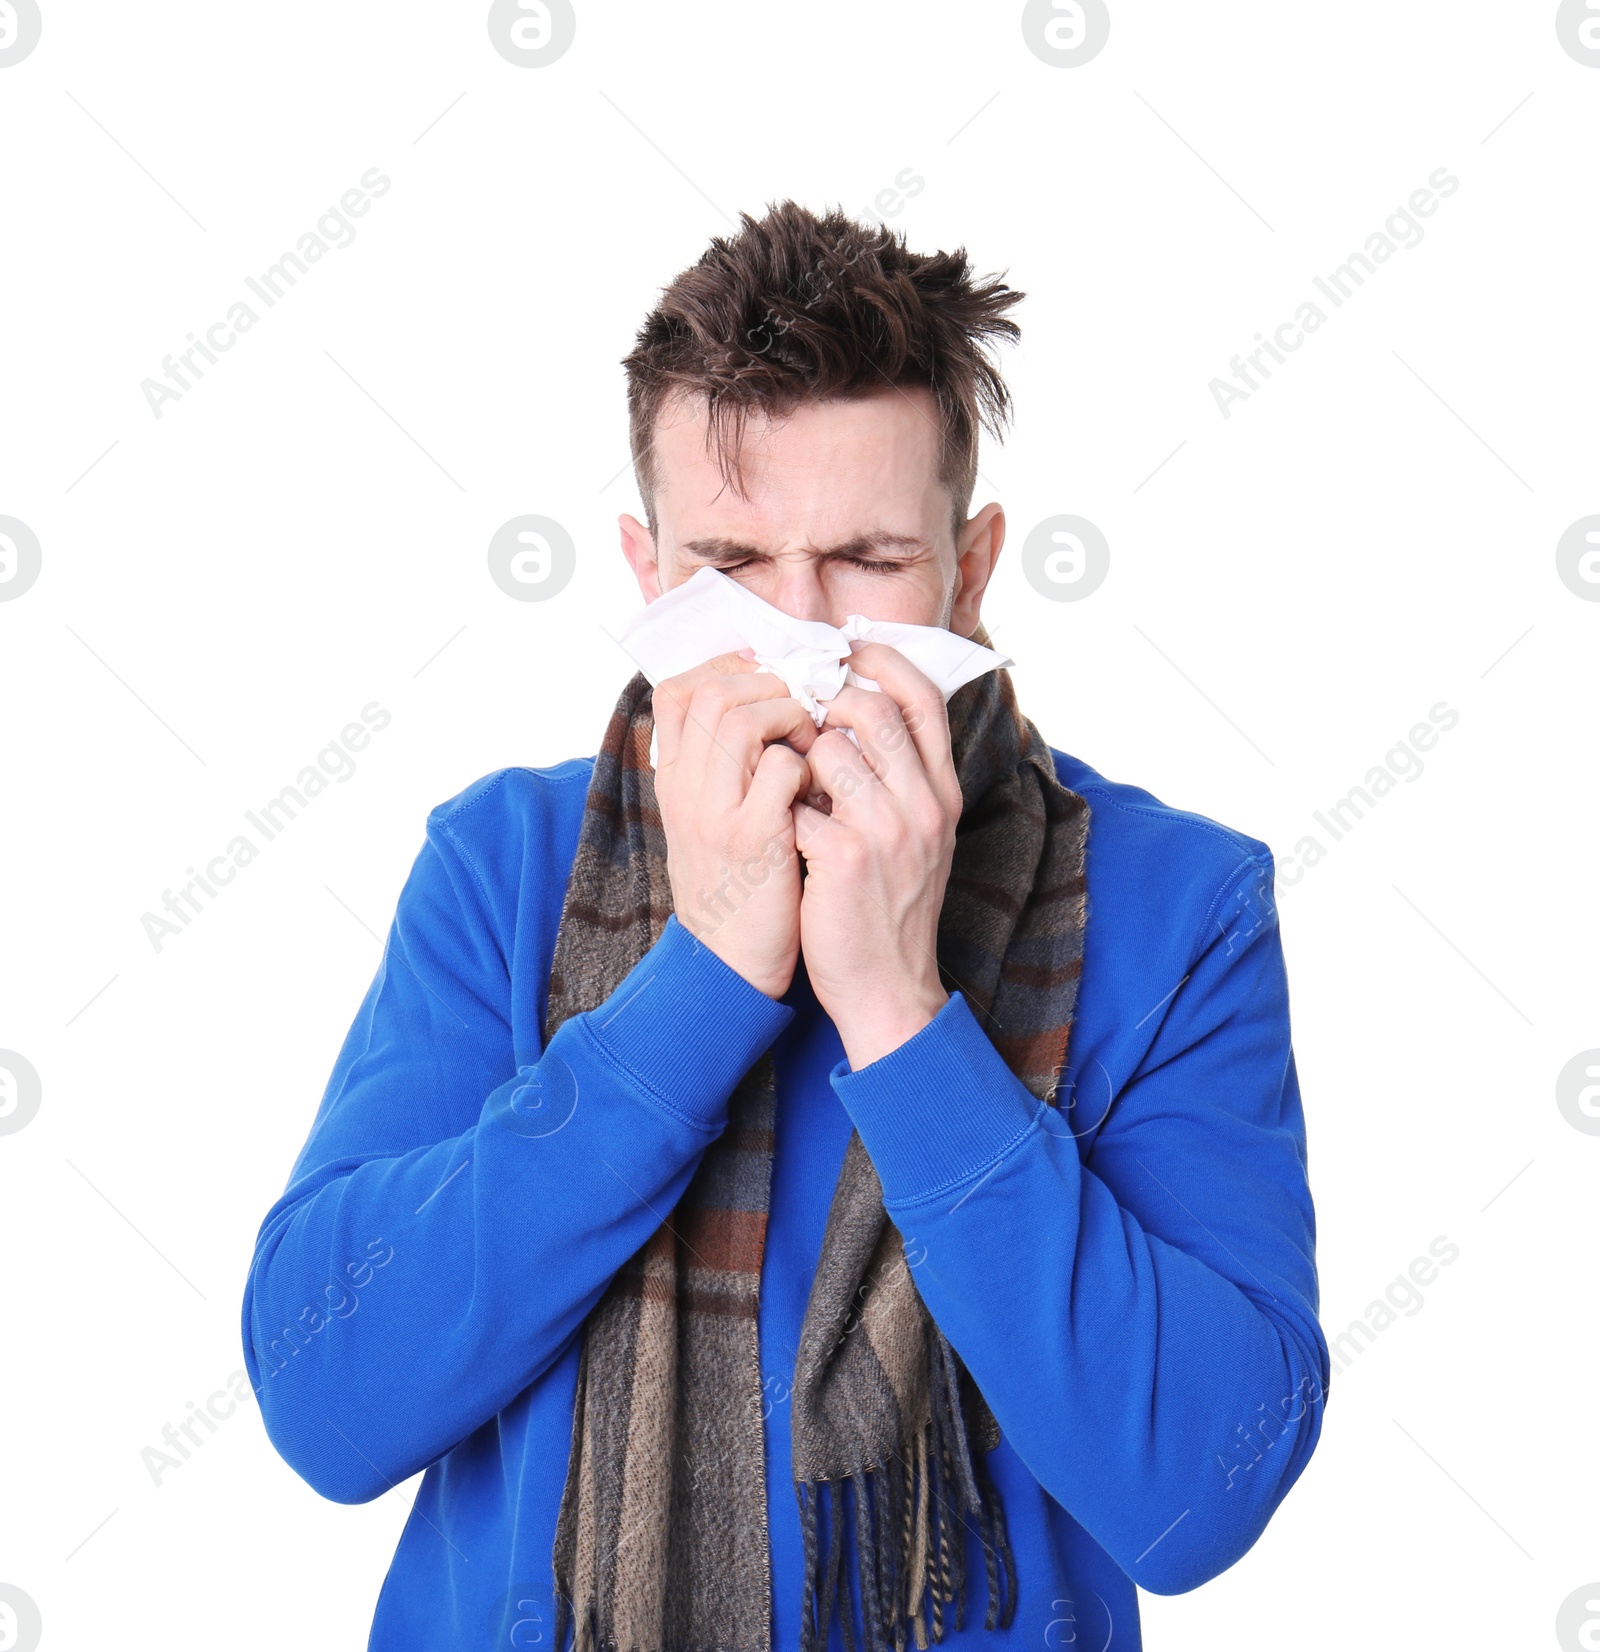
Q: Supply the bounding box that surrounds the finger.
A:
[744,740,811,826]
[834,640,955,796]
[790,796,841,858]
[653,647,789,769]
[802,724,880,818]
[812,685,945,814]
[652,651,755,770]
[677,681,819,807]
[698,695,820,812]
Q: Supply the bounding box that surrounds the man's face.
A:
[619,386,1003,637]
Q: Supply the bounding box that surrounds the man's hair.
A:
[623,199,1025,544]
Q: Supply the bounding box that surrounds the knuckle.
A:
[858,701,899,742]
[916,805,951,844]
[691,678,736,719]
[835,837,867,873]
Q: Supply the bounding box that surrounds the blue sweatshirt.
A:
[241,746,1327,1652]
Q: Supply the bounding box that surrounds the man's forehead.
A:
[652,386,941,470]
[650,390,948,540]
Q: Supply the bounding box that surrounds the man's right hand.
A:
[653,654,818,991]
[652,653,818,999]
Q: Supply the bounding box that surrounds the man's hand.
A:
[790,641,962,1068]
[653,653,818,999]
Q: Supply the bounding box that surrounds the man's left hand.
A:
[790,640,962,1070]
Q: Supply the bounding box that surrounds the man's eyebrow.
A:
[678,531,933,561]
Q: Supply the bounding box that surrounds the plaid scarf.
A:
[547,642,1091,1652]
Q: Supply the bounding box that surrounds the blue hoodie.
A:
[241,747,1327,1651]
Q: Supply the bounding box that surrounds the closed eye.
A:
[720,555,906,576]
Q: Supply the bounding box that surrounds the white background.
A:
[1,3,1596,1648]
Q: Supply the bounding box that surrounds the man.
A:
[243,201,1327,1652]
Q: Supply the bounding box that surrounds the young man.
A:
[243,201,1327,1652]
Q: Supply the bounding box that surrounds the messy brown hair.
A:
[624,199,1025,544]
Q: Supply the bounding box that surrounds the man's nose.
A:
[766,557,833,624]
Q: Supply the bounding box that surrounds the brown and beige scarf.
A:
[546,639,1091,1652]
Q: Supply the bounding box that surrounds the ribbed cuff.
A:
[829,991,1042,1206]
[577,913,794,1132]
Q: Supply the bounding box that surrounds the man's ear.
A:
[619,512,662,601]
[949,502,1005,638]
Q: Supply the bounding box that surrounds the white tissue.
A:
[611,565,1013,767]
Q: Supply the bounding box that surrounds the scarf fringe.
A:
[796,1349,1016,1652]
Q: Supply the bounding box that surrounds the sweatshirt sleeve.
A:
[241,811,793,1505]
[828,851,1326,1595]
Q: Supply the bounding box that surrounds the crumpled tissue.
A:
[612,565,1013,768]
